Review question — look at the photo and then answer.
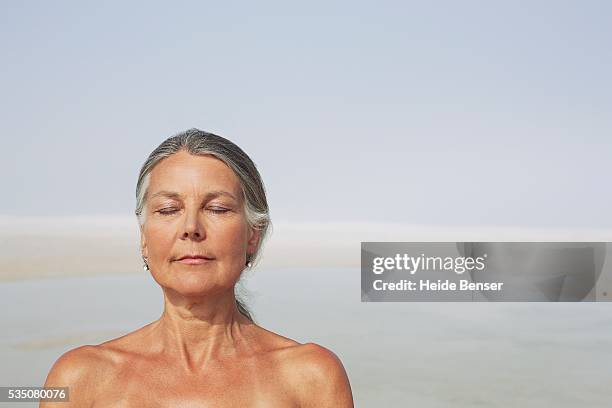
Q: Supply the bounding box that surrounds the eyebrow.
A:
[149,190,238,201]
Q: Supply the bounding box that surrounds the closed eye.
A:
[157,208,179,215]
[208,208,230,214]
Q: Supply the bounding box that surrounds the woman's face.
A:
[140,150,260,297]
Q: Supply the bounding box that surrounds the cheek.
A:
[145,224,175,259]
[212,220,250,257]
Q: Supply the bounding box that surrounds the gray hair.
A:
[135,128,271,322]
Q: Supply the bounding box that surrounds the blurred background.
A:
[1,1,611,406]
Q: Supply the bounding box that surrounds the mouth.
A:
[175,255,215,265]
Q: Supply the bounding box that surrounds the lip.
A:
[175,255,214,265]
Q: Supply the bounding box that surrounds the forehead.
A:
[147,150,241,199]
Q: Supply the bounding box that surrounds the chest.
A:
[90,359,298,408]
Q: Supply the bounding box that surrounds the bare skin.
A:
[41,151,353,407]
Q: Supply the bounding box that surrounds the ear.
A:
[140,227,148,259]
[246,228,261,256]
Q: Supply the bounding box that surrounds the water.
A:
[1,268,611,407]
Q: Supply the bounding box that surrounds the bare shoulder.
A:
[44,344,112,385]
[40,326,150,407]
[44,329,139,384]
[41,344,113,407]
[278,342,354,408]
[247,326,353,406]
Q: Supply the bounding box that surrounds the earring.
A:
[143,256,149,271]
[247,261,253,268]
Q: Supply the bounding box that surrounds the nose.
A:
[181,210,205,241]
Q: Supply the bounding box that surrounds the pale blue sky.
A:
[1,1,610,227]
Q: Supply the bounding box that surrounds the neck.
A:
[152,287,255,372]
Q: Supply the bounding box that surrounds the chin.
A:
[154,266,228,296]
[171,284,217,297]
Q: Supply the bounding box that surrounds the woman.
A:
[41,129,354,407]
